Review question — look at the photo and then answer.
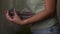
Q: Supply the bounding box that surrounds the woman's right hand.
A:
[5,10,23,25]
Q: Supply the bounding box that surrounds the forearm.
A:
[20,9,55,25]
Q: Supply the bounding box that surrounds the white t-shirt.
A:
[14,0,57,30]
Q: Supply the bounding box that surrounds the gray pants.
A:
[31,25,58,34]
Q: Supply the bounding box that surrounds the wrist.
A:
[19,20,28,25]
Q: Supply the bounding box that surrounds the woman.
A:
[5,0,58,34]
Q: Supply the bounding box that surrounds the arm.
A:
[20,0,56,25]
[5,0,56,25]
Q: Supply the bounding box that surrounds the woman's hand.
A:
[5,10,24,25]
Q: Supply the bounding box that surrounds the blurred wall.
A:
[57,0,60,23]
[57,0,60,34]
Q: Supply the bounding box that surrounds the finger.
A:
[6,10,13,21]
[6,14,13,21]
[14,9,18,16]
[5,10,7,18]
[6,10,9,15]
[5,10,9,17]
[14,9,18,15]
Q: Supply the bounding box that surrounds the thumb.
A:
[14,9,18,16]
[14,9,17,15]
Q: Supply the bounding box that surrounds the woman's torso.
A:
[15,0,57,30]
